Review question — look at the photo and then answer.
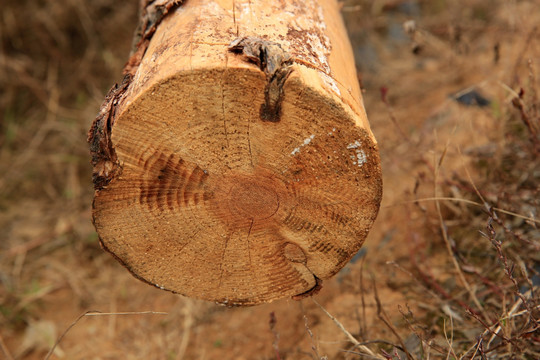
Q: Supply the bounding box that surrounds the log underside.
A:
[93,68,381,305]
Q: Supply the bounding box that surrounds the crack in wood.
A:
[228,37,293,122]
[292,276,323,300]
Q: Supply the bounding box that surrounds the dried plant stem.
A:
[269,311,281,360]
[461,156,537,320]
[483,218,535,321]
[388,197,540,225]
[45,311,168,360]
[176,300,194,360]
[510,26,538,88]
[399,304,447,357]
[312,299,384,359]
[389,259,440,302]
[442,317,458,360]
[0,332,14,360]
[373,279,414,360]
[359,256,368,339]
[381,86,411,143]
[460,296,529,358]
[0,62,60,196]
[433,146,489,322]
[83,311,168,316]
[302,312,323,360]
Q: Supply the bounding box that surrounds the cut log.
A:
[89,0,382,306]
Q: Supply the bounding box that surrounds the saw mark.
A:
[247,115,253,167]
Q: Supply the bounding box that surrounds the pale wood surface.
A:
[91,0,382,305]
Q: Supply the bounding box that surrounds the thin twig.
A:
[510,26,537,88]
[442,317,458,360]
[176,300,194,360]
[385,197,540,225]
[433,144,489,322]
[460,296,530,358]
[45,310,168,360]
[303,312,322,360]
[398,304,447,356]
[0,332,14,360]
[359,256,368,340]
[269,311,281,360]
[83,311,168,316]
[372,278,414,360]
[312,298,384,359]
[410,232,515,346]
[481,218,535,321]
[380,86,411,143]
[460,150,537,320]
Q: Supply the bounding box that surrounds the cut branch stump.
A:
[89,0,382,305]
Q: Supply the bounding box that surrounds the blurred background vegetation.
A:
[1,0,538,359]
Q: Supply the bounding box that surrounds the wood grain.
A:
[90,0,382,305]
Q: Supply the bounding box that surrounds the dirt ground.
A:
[1,0,539,359]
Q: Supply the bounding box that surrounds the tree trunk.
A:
[89,0,382,306]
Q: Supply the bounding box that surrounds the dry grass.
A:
[1,0,539,359]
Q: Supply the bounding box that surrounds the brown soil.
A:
[1,1,538,359]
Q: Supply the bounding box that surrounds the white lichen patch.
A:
[347,140,367,167]
[291,134,315,156]
[346,140,362,150]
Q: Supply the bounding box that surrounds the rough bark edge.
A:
[87,76,131,190]
[125,0,185,76]
[88,0,184,191]
[228,37,294,122]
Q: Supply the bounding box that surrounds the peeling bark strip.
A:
[125,0,184,76]
[90,0,383,306]
[88,0,184,191]
[229,37,293,122]
[87,76,131,190]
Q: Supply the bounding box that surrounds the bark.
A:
[89,0,383,306]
